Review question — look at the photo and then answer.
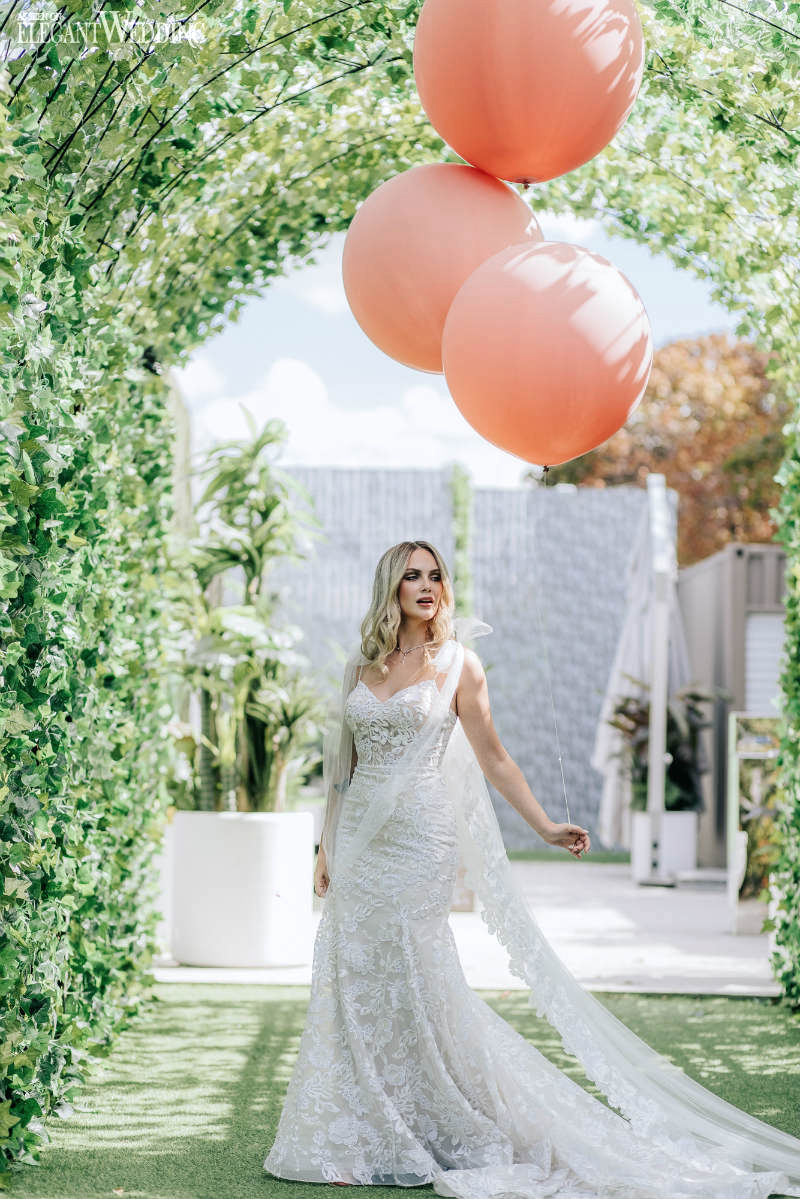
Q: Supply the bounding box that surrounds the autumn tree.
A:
[536,334,789,566]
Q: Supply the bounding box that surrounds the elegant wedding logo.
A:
[13,4,207,47]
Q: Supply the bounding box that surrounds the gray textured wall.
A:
[273,466,649,850]
[270,466,455,696]
[472,484,649,848]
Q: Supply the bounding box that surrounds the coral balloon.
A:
[441,241,652,466]
[342,163,542,372]
[413,0,644,184]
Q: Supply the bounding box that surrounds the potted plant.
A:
[163,412,325,967]
[607,677,716,881]
[726,718,784,937]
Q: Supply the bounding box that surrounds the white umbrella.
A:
[591,476,692,849]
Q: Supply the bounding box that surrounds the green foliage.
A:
[2,0,800,1178]
[178,602,324,812]
[773,451,800,1005]
[0,0,441,1177]
[606,679,717,812]
[190,412,317,599]
[180,413,324,813]
[732,720,783,902]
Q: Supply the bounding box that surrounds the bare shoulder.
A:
[459,648,487,691]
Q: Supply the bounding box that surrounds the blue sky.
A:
[174,209,737,488]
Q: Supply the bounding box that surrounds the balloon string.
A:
[531,464,572,826]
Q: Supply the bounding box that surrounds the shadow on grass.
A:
[7,986,800,1199]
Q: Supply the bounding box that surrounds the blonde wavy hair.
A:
[360,541,455,678]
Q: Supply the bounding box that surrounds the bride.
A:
[264,540,800,1199]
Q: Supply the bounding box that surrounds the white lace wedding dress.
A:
[264,640,800,1199]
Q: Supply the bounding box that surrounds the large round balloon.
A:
[342,163,542,373]
[413,0,644,184]
[441,241,652,466]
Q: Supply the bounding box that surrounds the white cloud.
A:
[272,236,349,315]
[171,354,226,400]
[536,210,599,243]
[193,358,328,455]
[301,283,349,315]
[192,357,530,488]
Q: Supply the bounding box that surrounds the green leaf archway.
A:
[1,0,798,1171]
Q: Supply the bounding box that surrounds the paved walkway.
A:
[153,861,779,996]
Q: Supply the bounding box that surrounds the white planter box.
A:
[171,811,314,967]
[631,810,698,883]
[293,798,324,846]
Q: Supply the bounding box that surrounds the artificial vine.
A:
[1,0,799,1179]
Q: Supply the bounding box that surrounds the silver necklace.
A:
[394,637,443,661]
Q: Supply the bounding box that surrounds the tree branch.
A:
[714,0,800,41]
[45,18,142,174]
[650,60,798,147]
[109,118,428,308]
[65,86,130,207]
[73,16,291,216]
[44,0,217,177]
[0,0,22,38]
[10,1,110,103]
[44,0,372,183]
[620,138,798,293]
[155,55,404,211]
[37,50,80,125]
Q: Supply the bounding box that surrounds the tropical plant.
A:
[738,760,783,901]
[164,625,325,813]
[607,677,718,812]
[176,414,324,813]
[190,606,326,811]
[190,411,317,602]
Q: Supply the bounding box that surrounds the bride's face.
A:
[397,548,443,623]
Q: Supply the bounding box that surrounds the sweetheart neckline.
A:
[356,678,437,704]
[355,678,457,718]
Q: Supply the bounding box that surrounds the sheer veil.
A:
[320,616,800,1195]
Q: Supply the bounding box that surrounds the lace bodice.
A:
[344,677,457,769]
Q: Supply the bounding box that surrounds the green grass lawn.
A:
[507,849,631,864]
[8,986,800,1199]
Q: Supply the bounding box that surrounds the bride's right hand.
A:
[314,848,330,897]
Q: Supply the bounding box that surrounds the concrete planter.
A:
[631,809,698,883]
[171,810,314,967]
